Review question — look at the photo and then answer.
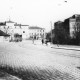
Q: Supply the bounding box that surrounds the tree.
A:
[53,27,69,44]
[74,31,80,45]
[46,32,51,41]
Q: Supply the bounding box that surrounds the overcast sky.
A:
[0,0,80,32]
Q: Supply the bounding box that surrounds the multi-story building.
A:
[54,14,80,39]
[20,24,29,39]
[0,20,29,39]
[0,20,45,40]
[69,18,76,38]
[29,26,45,39]
[69,14,80,38]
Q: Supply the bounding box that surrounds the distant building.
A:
[0,20,29,40]
[69,14,80,38]
[21,24,29,39]
[54,14,80,38]
[29,26,45,39]
[6,20,17,35]
[69,18,76,38]
[0,20,45,40]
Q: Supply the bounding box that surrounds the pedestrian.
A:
[57,41,59,47]
[32,36,34,44]
[42,39,44,45]
[45,39,48,46]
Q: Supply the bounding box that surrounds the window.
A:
[4,26,5,29]
[40,33,42,36]
[35,33,36,35]
[38,30,39,32]
[23,31,25,33]
[40,30,41,32]
[8,26,9,28]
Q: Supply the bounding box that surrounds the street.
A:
[0,40,80,80]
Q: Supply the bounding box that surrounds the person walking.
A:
[32,36,34,44]
[41,39,44,45]
[45,40,48,46]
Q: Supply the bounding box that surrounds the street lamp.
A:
[50,21,53,44]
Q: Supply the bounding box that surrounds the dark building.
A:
[0,22,6,26]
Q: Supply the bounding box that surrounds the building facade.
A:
[54,14,80,39]
[0,20,45,40]
[0,20,29,39]
[69,14,80,38]
[69,18,76,38]
[21,25,29,39]
[29,26,45,39]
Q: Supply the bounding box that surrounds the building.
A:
[0,20,29,40]
[29,26,45,39]
[0,20,45,40]
[69,18,76,38]
[21,24,29,39]
[54,14,80,39]
[69,14,80,38]
[6,20,17,35]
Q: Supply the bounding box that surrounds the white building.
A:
[21,25,29,39]
[0,20,29,39]
[0,20,45,40]
[6,20,17,35]
[29,26,45,39]
[5,20,30,39]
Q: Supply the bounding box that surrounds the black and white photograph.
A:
[0,0,80,80]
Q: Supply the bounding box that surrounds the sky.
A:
[0,0,80,32]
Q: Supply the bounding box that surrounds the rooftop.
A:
[29,26,45,30]
[21,25,29,26]
[6,20,15,23]
[14,23,21,26]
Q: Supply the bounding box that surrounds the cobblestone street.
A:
[0,40,80,80]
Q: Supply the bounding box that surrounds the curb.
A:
[51,46,80,51]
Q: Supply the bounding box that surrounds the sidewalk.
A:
[51,44,80,51]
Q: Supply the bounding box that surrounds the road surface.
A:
[0,40,80,80]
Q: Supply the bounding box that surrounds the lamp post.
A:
[50,21,53,44]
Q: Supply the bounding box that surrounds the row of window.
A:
[29,33,44,36]
[34,30,44,32]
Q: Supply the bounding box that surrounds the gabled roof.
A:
[21,25,29,26]
[0,30,10,36]
[6,20,15,23]
[29,26,45,30]
[14,23,29,26]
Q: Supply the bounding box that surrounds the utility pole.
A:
[50,21,53,44]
